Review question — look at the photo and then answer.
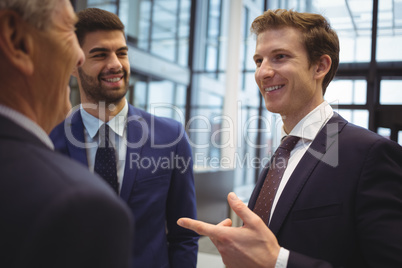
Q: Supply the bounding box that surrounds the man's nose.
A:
[106,54,123,71]
[258,61,275,80]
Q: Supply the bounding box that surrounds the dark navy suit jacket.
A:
[249,113,402,268]
[0,115,133,268]
[50,104,199,268]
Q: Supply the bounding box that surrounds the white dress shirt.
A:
[273,101,334,268]
[0,104,54,150]
[80,100,128,193]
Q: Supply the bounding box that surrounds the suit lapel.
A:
[268,113,347,234]
[65,108,89,167]
[119,106,147,202]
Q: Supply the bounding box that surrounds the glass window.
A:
[235,106,264,186]
[240,3,263,115]
[240,6,260,89]
[326,0,373,63]
[120,0,191,66]
[119,0,144,47]
[242,74,260,106]
[130,75,148,111]
[130,74,187,124]
[325,80,367,105]
[380,80,402,104]
[138,0,152,50]
[378,127,391,139]
[205,0,222,74]
[377,0,402,61]
[178,0,191,66]
[188,103,224,169]
[250,0,265,10]
[87,0,118,13]
[267,0,373,63]
[205,46,218,72]
[150,1,179,62]
[399,131,402,145]
[267,0,306,10]
[336,109,369,128]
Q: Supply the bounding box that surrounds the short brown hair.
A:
[251,9,339,94]
[75,8,125,46]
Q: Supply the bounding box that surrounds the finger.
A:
[217,218,232,227]
[177,218,218,237]
[227,192,261,226]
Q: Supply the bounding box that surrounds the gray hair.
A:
[0,0,57,30]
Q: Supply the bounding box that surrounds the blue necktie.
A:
[94,124,119,194]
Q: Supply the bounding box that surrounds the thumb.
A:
[217,218,232,227]
[227,192,260,226]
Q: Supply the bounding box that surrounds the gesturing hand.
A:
[178,192,280,268]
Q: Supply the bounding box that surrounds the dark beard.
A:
[78,67,128,106]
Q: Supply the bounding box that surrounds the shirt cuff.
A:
[275,247,289,268]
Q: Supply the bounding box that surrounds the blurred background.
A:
[69,1,402,266]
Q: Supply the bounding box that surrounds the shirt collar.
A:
[281,101,334,141]
[0,104,55,150]
[80,99,128,139]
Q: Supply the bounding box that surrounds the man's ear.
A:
[314,54,331,80]
[0,10,34,75]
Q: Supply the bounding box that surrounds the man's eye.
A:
[254,59,262,65]
[93,54,106,58]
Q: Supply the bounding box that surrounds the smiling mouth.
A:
[264,85,284,92]
[103,77,123,83]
